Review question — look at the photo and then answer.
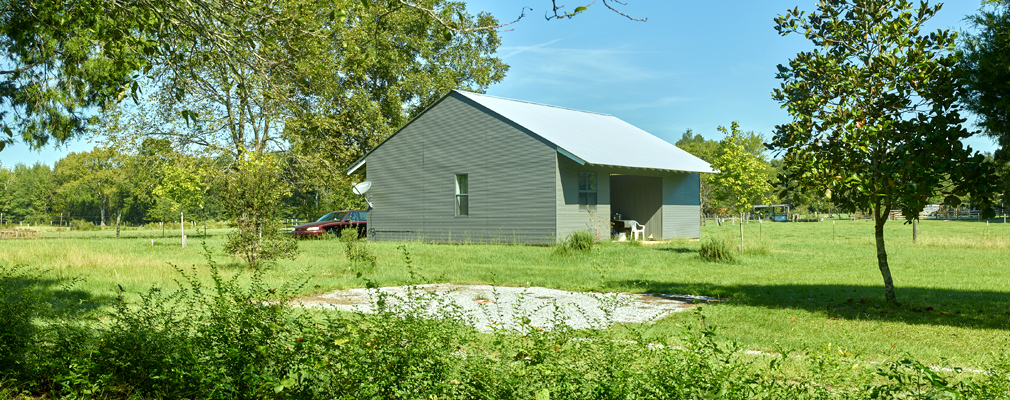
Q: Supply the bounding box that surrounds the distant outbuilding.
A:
[346,90,714,244]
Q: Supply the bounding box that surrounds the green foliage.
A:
[5,163,56,222]
[556,229,596,255]
[961,1,1010,161]
[0,265,42,379]
[340,228,376,270]
[69,219,98,231]
[0,0,157,152]
[710,121,772,215]
[284,0,508,180]
[6,256,1010,399]
[772,0,999,302]
[54,147,126,227]
[153,155,207,213]
[698,235,735,263]
[221,153,299,268]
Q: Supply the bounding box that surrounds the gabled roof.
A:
[347,90,714,175]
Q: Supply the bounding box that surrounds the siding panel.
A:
[662,173,701,238]
[367,93,557,244]
[556,156,611,241]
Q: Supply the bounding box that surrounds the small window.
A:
[578,172,597,211]
[455,174,469,216]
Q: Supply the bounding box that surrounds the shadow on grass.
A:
[1,266,116,318]
[651,247,696,254]
[611,280,1010,331]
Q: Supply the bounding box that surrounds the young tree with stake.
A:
[710,122,772,250]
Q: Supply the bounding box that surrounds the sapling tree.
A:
[772,0,998,302]
[710,121,772,249]
[154,157,206,247]
[221,153,298,268]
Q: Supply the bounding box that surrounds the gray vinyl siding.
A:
[662,173,701,239]
[366,92,557,244]
[555,155,611,241]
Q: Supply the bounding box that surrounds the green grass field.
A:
[2,219,1008,368]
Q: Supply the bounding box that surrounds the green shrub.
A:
[0,265,43,379]
[556,229,596,255]
[699,236,735,263]
[69,219,98,231]
[341,228,376,270]
[221,153,300,268]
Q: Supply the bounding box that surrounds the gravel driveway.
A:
[297,284,716,332]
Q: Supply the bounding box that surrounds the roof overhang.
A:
[346,157,366,175]
[557,147,586,165]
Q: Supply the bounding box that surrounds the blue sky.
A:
[1,0,995,167]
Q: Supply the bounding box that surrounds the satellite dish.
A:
[352,181,372,195]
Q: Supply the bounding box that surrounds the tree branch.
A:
[396,0,526,32]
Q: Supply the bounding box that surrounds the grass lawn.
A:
[2,219,1008,368]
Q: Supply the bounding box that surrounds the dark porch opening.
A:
[610,175,662,239]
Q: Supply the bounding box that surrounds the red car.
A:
[291,210,367,238]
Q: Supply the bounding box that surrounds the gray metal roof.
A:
[456,91,714,173]
[346,90,714,175]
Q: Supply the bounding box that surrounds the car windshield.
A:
[316,212,346,222]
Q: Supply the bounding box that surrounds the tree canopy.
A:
[960,0,1010,161]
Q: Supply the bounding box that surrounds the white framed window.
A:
[578,171,597,211]
[455,174,469,216]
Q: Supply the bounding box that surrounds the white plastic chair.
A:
[630,221,645,241]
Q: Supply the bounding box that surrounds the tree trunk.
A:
[912,219,917,244]
[116,210,122,238]
[874,202,896,303]
[181,210,185,248]
[100,203,106,227]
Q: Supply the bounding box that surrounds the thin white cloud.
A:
[499,39,564,58]
[499,42,664,88]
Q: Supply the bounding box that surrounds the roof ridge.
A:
[454,90,614,117]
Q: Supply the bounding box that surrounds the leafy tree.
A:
[0,0,159,152]
[154,155,209,245]
[772,0,998,303]
[222,153,298,268]
[279,0,508,175]
[961,0,1010,161]
[0,164,11,218]
[1,0,629,154]
[678,128,777,217]
[710,122,772,248]
[7,163,56,223]
[54,148,126,227]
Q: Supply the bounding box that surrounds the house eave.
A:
[346,157,367,175]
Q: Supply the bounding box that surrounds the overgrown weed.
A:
[555,229,596,255]
[699,235,735,263]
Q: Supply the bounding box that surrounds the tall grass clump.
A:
[556,229,596,255]
[699,235,735,263]
[341,228,376,270]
